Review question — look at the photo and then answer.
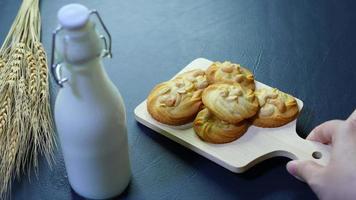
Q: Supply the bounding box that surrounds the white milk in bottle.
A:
[51,4,131,199]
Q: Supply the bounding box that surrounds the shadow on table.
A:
[70,181,132,200]
[67,121,318,200]
[136,122,286,179]
[135,122,317,200]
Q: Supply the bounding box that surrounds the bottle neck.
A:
[65,58,110,95]
[57,20,110,92]
[57,21,103,65]
[67,58,103,78]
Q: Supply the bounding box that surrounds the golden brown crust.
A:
[202,83,259,124]
[194,108,249,143]
[147,70,208,125]
[206,61,255,90]
[252,88,299,128]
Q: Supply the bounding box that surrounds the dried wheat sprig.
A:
[0,45,24,196]
[0,43,28,200]
[26,52,38,98]
[15,76,32,177]
[6,44,25,85]
[0,130,19,200]
[34,43,48,99]
[0,58,7,89]
[34,42,56,164]
[0,0,56,198]
[0,95,10,136]
[25,50,40,174]
[0,58,5,70]
[0,64,32,200]
[0,94,11,163]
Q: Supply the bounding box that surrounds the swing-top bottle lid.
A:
[58,3,90,29]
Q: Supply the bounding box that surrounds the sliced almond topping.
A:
[221,65,234,73]
[230,88,243,96]
[257,96,265,106]
[186,76,196,82]
[235,74,244,83]
[269,99,287,113]
[159,95,169,103]
[226,95,238,101]
[196,80,208,89]
[260,104,275,117]
[193,70,205,77]
[246,74,254,80]
[185,82,194,91]
[257,90,277,106]
[164,96,176,107]
[219,89,228,97]
[174,94,182,106]
[158,87,171,95]
[177,88,186,94]
[175,80,185,88]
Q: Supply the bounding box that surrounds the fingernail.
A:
[286,161,297,176]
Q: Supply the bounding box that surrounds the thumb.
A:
[286,160,323,183]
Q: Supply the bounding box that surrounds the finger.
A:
[346,109,356,130]
[306,120,343,144]
[286,160,323,183]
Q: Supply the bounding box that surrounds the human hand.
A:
[286,109,356,200]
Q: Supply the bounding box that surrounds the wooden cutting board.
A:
[134,58,331,173]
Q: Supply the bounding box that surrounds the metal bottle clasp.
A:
[50,10,112,87]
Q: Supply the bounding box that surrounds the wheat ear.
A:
[0,94,11,164]
[0,0,57,198]
[34,42,56,165]
[0,43,24,199]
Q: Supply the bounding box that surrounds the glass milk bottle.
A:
[51,4,131,199]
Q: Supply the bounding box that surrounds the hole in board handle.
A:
[312,151,322,159]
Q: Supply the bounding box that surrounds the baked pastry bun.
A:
[206,61,255,90]
[194,108,249,144]
[252,88,299,127]
[202,83,259,124]
[147,70,208,125]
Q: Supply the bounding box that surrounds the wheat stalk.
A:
[0,94,11,163]
[0,95,10,136]
[34,42,55,163]
[0,44,24,199]
[26,52,38,98]
[0,130,19,199]
[0,58,5,71]
[26,51,40,173]
[0,0,56,198]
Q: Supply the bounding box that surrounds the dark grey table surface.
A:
[1,0,355,199]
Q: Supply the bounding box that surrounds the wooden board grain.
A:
[134,58,331,173]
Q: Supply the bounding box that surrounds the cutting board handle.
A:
[278,135,331,166]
